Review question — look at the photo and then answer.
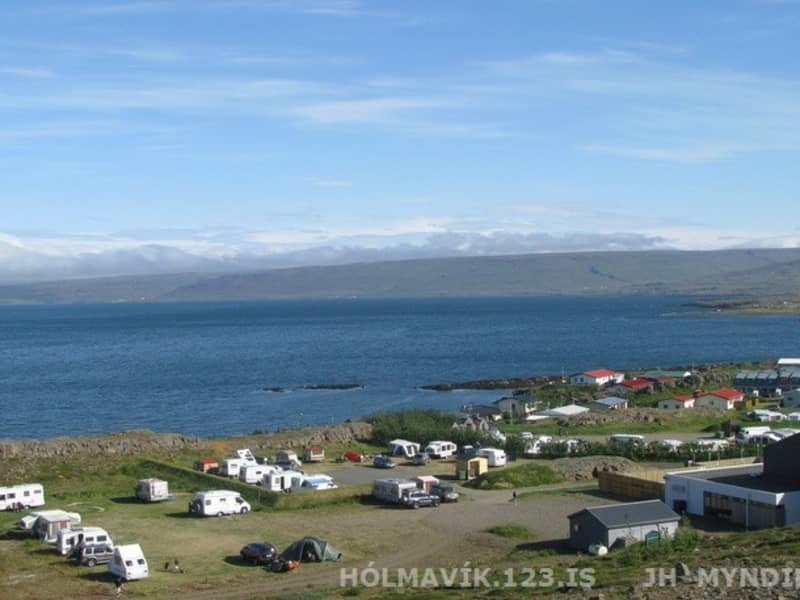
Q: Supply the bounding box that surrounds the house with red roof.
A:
[609,377,655,395]
[695,388,745,410]
[569,369,624,387]
[658,394,696,410]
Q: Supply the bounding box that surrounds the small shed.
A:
[456,456,489,481]
[413,475,440,492]
[568,500,680,551]
[303,445,325,463]
[194,458,219,473]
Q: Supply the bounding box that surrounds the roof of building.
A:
[582,369,617,378]
[707,388,744,400]
[671,395,694,403]
[541,403,590,416]
[619,378,652,389]
[593,396,628,407]
[735,368,800,380]
[778,358,800,366]
[569,500,679,529]
[666,463,799,493]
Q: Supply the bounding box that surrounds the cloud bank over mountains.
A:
[2,227,798,284]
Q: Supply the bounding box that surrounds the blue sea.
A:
[1,296,798,439]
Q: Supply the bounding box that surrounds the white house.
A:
[570,369,624,387]
[658,394,696,410]
[695,388,745,410]
[494,396,534,417]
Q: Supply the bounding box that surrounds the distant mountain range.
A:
[1,248,800,304]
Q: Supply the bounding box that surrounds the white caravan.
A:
[608,434,645,445]
[221,458,246,478]
[523,435,553,456]
[188,490,251,517]
[388,439,421,459]
[135,479,170,502]
[263,469,302,492]
[424,441,457,459]
[109,544,149,581]
[239,464,280,485]
[475,448,507,467]
[56,526,113,556]
[290,474,338,493]
[33,510,82,543]
[372,479,418,504]
[0,483,45,511]
[235,448,258,464]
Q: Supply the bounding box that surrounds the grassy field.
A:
[465,463,563,490]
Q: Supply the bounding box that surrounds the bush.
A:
[366,409,493,447]
[486,523,533,539]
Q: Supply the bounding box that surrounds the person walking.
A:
[512,489,518,506]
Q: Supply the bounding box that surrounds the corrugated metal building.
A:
[568,500,680,551]
[734,368,800,398]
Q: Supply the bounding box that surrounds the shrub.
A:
[486,523,533,539]
[366,409,493,447]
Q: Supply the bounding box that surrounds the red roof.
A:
[672,395,694,403]
[620,378,652,389]
[710,388,744,401]
[584,369,617,378]
[196,458,218,465]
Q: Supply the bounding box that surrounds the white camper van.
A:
[57,526,113,556]
[736,426,772,444]
[188,490,251,517]
[109,544,149,581]
[424,441,457,459]
[373,479,418,504]
[476,448,507,467]
[388,439,421,459]
[238,464,280,485]
[33,510,82,543]
[0,483,45,511]
[290,474,338,493]
[135,479,170,502]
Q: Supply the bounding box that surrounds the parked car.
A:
[373,455,396,469]
[411,453,431,466]
[430,483,459,503]
[240,542,278,565]
[402,490,440,509]
[74,543,115,567]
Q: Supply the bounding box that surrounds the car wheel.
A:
[240,507,248,514]
[87,559,97,567]
[413,502,419,509]
[434,499,440,507]
[252,557,259,565]
[217,511,224,517]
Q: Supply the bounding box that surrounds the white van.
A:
[188,490,251,517]
[476,448,507,467]
[0,484,45,511]
[135,479,170,502]
[388,439,421,459]
[608,434,645,446]
[424,441,457,459]
[736,426,772,444]
[372,479,418,504]
[239,464,279,485]
[108,544,148,581]
[57,526,113,556]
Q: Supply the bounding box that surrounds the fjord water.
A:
[0,296,797,439]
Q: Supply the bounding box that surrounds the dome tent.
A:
[280,536,342,563]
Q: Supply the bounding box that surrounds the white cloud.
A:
[0,66,54,78]
[307,177,353,188]
[290,98,447,124]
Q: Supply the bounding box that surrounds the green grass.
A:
[485,524,533,539]
[465,463,564,490]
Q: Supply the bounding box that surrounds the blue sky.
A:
[1,0,800,282]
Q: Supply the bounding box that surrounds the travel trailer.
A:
[388,439,421,459]
[108,544,149,581]
[235,448,257,464]
[291,474,338,493]
[135,479,170,502]
[303,445,325,463]
[608,434,645,445]
[0,483,45,511]
[475,448,507,467]
[221,458,246,478]
[56,526,113,556]
[188,490,251,517]
[276,450,302,468]
[423,441,457,459]
[238,464,280,485]
[33,510,82,543]
[263,469,303,493]
[372,479,418,504]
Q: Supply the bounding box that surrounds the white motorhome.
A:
[109,544,149,581]
[291,474,338,493]
[735,426,772,444]
[388,439,421,459]
[424,441,457,459]
[372,479,418,504]
[56,526,113,556]
[135,479,170,502]
[221,458,246,478]
[476,448,507,467]
[0,483,45,511]
[33,510,82,543]
[263,469,302,493]
[188,490,251,517]
[239,464,280,485]
[608,434,645,445]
